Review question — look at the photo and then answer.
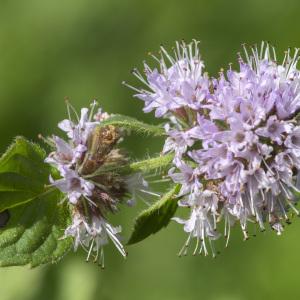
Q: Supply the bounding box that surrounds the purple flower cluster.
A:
[130,41,300,256]
[46,104,98,204]
[45,101,142,266]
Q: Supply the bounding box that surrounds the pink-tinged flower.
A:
[93,107,110,122]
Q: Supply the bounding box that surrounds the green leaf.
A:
[0,191,72,267]
[0,137,72,267]
[0,136,51,212]
[99,114,165,137]
[128,184,180,245]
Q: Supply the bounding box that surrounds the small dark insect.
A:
[0,210,10,228]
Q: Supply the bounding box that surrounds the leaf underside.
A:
[0,137,72,267]
[128,184,180,245]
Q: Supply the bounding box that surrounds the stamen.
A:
[100,247,105,269]
[178,233,192,257]
[86,239,95,262]
[65,99,80,122]
[89,100,98,121]
[38,134,55,147]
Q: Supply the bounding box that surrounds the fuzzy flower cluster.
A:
[45,101,147,267]
[129,41,300,256]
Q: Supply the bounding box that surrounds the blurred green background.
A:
[1,0,300,299]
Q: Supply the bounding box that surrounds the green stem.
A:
[84,153,174,179]
[99,115,166,137]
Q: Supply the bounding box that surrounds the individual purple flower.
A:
[163,124,196,159]
[285,126,300,149]
[168,160,202,196]
[255,115,291,145]
[173,190,220,256]
[50,167,94,204]
[124,172,150,206]
[58,104,99,146]
[45,136,86,167]
[64,212,126,268]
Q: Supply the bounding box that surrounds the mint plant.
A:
[1,40,300,268]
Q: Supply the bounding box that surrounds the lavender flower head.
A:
[44,101,147,267]
[129,41,300,256]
